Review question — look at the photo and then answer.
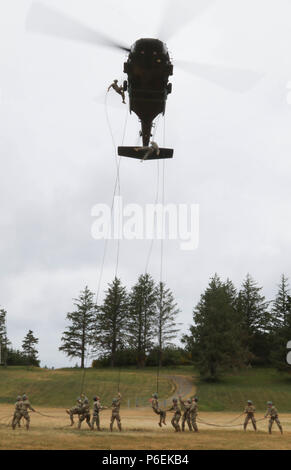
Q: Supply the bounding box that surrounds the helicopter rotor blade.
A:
[157,0,215,42]
[26,2,131,52]
[175,60,263,93]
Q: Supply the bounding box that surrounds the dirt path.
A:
[166,375,197,402]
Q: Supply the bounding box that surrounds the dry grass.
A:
[1,405,291,450]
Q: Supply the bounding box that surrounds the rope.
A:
[79,91,129,396]
[197,416,267,428]
[156,116,166,395]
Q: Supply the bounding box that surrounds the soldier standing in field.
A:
[78,398,92,430]
[91,396,108,431]
[243,400,257,432]
[189,396,199,432]
[110,392,122,432]
[20,394,35,430]
[179,395,192,432]
[151,393,166,427]
[264,401,283,434]
[66,398,82,426]
[12,396,23,430]
[167,398,181,432]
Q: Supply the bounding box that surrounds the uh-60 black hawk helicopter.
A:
[26,1,262,162]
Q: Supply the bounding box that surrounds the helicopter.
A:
[26,1,262,162]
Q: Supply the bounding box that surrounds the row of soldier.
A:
[66,393,122,431]
[11,393,283,434]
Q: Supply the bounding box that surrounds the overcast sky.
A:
[1,0,291,368]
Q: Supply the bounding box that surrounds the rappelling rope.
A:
[157,116,167,395]
[144,115,162,274]
[79,91,129,396]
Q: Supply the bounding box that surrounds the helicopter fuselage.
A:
[123,38,173,146]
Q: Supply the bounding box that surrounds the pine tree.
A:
[95,278,129,367]
[59,286,97,368]
[271,275,290,329]
[271,276,291,370]
[127,274,157,368]
[0,308,9,366]
[237,274,270,335]
[155,282,180,367]
[22,330,39,366]
[185,274,245,381]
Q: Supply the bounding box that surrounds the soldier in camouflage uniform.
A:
[110,392,122,432]
[189,396,199,432]
[167,398,181,432]
[66,398,82,426]
[91,396,108,431]
[107,80,126,104]
[264,401,283,434]
[243,400,257,432]
[151,393,166,427]
[20,394,35,430]
[179,395,192,432]
[12,396,23,430]
[78,398,92,430]
[134,142,160,162]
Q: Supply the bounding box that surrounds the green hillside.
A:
[196,368,291,412]
[0,366,177,408]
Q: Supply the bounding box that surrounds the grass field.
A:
[1,366,291,449]
[1,406,291,450]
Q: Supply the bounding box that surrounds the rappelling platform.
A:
[118,147,174,161]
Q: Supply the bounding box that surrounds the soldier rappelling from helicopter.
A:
[108,80,126,104]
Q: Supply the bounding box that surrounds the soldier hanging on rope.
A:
[78,398,92,430]
[134,141,160,162]
[66,398,82,426]
[151,393,166,427]
[107,80,126,104]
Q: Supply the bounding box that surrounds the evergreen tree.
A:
[270,276,291,370]
[59,286,97,368]
[271,275,290,329]
[0,308,9,366]
[155,282,180,367]
[127,274,157,368]
[237,274,270,334]
[183,274,245,381]
[236,274,271,364]
[95,278,129,367]
[22,330,39,366]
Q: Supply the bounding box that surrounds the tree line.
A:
[0,308,39,366]
[59,274,181,369]
[182,273,291,381]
